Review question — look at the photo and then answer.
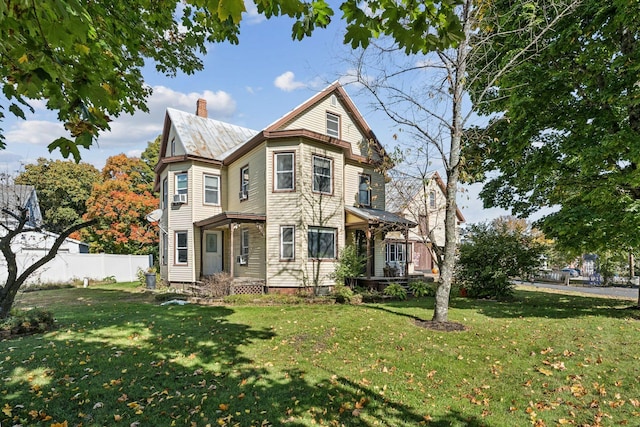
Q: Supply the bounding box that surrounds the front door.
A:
[203,231,222,276]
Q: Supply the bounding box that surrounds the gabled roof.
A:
[164,108,258,161]
[386,171,465,223]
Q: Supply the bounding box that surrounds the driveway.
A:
[515,280,639,301]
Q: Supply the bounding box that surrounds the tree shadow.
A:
[2,289,487,426]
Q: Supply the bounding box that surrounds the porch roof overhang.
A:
[345,206,417,230]
[194,212,266,229]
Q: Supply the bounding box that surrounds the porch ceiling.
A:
[195,211,266,229]
[345,206,417,229]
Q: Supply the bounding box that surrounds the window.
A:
[308,227,336,259]
[313,156,332,194]
[326,112,340,138]
[240,165,249,199]
[275,152,294,191]
[176,173,188,195]
[170,138,176,156]
[162,177,168,209]
[240,229,249,263]
[358,174,371,206]
[161,232,168,265]
[280,226,295,260]
[206,233,218,252]
[204,175,220,205]
[385,242,411,264]
[175,231,188,265]
[429,191,436,209]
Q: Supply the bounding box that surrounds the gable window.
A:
[308,227,336,259]
[429,191,436,209]
[170,138,176,156]
[358,174,371,206]
[176,173,188,195]
[326,112,340,138]
[312,156,332,194]
[175,231,188,265]
[162,177,168,209]
[204,175,220,205]
[275,152,295,191]
[239,165,250,200]
[280,226,295,260]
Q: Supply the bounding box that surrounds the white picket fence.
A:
[0,252,151,285]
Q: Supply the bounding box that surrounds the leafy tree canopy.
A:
[466,0,640,254]
[1,0,463,161]
[14,158,100,233]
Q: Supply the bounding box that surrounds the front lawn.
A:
[1,284,639,426]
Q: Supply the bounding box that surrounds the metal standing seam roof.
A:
[167,108,259,161]
[346,206,417,228]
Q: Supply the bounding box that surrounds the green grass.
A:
[1,283,639,426]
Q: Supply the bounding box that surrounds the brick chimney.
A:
[196,98,208,118]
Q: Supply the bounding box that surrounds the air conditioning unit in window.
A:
[236,255,247,265]
[172,194,187,204]
[239,191,248,201]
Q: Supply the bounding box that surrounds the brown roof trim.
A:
[223,129,375,166]
[431,171,466,223]
[195,212,266,229]
[154,112,173,191]
[153,155,223,192]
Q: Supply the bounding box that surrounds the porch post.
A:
[366,226,372,279]
[229,223,235,278]
[404,225,409,278]
[199,227,204,280]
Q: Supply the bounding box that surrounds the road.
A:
[515,280,639,301]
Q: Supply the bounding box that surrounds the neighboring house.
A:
[0,184,89,254]
[385,172,465,274]
[154,82,416,293]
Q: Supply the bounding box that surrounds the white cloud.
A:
[243,0,267,24]
[5,121,66,146]
[274,71,307,92]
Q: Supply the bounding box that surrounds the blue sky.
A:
[0,5,511,224]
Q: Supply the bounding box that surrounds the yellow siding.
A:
[191,162,223,222]
[343,163,385,209]
[227,143,267,214]
[280,96,370,157]
[232,225,265,279]
[164,162,195,282]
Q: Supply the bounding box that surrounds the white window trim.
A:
[274,152,295,191]
[162,177,168,209]
[203,174,220,205]
[175,231,188,265]
[241,229,249,257]
[240,165,250,199]
[358,174,371,206]
[175,172,188,196]
[429,191,436,209]
[308,227,337,259]
[326,112,340,138]
[280,225,295,260]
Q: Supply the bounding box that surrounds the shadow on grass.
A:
[366,288,639,322]
[2,289,486,426]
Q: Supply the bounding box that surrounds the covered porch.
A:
[194,211,266,280]
[345,206,417,283]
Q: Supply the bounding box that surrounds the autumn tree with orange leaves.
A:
[81,154,158,256]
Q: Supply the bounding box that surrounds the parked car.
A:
[561,268,580,277]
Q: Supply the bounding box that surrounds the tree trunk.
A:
[432,0,471,323]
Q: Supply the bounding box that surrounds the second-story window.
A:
[204,175,220,205]
[326,112,340,138]
[429,191,436,209]
[313,156,332,194]
[240,165,249,200]
[176,173,188,195]
[162,177,168,209]
[275,152,294,191]
[358,174,371,206]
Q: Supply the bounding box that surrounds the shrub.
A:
[0,308,55,336]
[331,245,366,287]
[383,283,407,300]
[332,285,355,304]
[409,280,436,297]
[456,217,547,300]
[201,272,233,297]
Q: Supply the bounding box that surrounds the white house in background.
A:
[0,184,88,254]
[154,82,416,293]
[386,172,465,275]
